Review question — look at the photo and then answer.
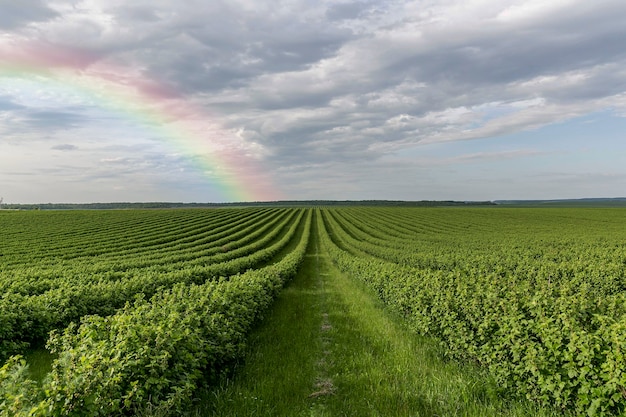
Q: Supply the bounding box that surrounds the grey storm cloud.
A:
[118,6,353,93]
[0,113,81,140]
[15,2,626,120]
[0,0,58,29]
[51,144,78,151]
[25,110,87,129]
[0,96,26,112]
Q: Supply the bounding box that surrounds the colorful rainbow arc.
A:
[0,42,281,202]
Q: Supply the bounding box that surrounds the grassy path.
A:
[192,213,326,416]
[194,212,564,416]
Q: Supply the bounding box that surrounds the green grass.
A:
[192,215,571,416]
[24,348,54,384]
[317,256,567,417]
[190,222,324,416]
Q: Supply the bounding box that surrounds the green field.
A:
[1,207,625,416]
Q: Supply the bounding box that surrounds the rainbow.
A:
[0,41,281,202]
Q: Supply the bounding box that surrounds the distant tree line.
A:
[1,200,496,210]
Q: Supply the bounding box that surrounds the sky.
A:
[1,0,626,203]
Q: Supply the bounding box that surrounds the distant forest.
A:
[0,200,496,210]
[4,198,626,210]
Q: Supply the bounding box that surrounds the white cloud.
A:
[495,0,575,23]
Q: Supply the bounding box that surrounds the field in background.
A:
[1,207,625,416]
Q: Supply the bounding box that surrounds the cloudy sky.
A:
[1,0,626,203]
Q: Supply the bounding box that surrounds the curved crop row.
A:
[0,209,304,361]
[58,208,274,261]
[0,210,312,416]
[0,209,271,269]
[0,209,293,298]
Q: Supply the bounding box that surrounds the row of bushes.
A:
[0,209,303,361]
[319,209,626,416]
[0,210,311,416]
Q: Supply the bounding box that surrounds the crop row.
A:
[0,208,275,269]
[0,209,285,294]
[56,208,277,262]
[0,209,312,416]
[0,208,305,361]
[327,208,626,294]
[319,207,626,416]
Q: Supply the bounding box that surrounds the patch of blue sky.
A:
[385,110,626,200]
[398,110,626,161]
